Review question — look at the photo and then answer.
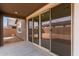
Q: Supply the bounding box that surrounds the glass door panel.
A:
[33,16,39,45]
[51,3,71,56]
[41,11,50,50]
[28,19,33,42]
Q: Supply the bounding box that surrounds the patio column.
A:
[0,14,3,46]
[73,3,79,56]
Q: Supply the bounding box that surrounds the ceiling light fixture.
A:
[14,11,18,14]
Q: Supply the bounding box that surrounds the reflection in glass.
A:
[51,3,71,56]
[33,16,39,44]
[28,19,33,42]
[28,3,71,56]
[41,11,50,50]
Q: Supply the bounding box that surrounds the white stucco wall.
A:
[73,3,79,56]
[16,19,26,41]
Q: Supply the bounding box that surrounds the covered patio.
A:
[0,41,53,56]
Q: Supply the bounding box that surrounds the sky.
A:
[3,16,8,27]
[3,16,17,28]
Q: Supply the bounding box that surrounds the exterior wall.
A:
[3,28,16,37]
[73,3,79,56]
[16,19,26,41]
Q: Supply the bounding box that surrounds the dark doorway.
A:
[28,19,33,42]
[33,16,39,45]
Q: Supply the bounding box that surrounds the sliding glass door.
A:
[51,3,71,56]
[33,16,39,45]
[28,3,71,56]
[28,19,33,42]
[41,11,50,50]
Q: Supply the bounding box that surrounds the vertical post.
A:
[49,8,52,52]
[73,3,79,56]
[32,18,34,43]
[39,14,41,46]
[0,14,3,46]
[71,3,74,56]
[25,18,27,41]
[26,18,28,42]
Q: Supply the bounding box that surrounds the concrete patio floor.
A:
[0,41,52,56]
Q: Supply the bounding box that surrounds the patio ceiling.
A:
[0,3,47,19]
